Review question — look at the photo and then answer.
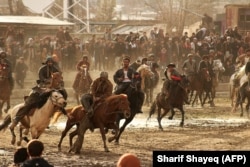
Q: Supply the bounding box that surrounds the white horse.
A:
[0,90,67,146]
[207,59,225,106]
[230,64,248,112]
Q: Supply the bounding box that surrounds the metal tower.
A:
[42,0,90,33]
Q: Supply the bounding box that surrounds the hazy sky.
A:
[22,0,54,13]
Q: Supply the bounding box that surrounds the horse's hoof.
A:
[105,149,110,152]
[17,141,21,146]
[168,116,173,120]
[114,141,119,145]
[11,139,16,145]
[180,123,184,127]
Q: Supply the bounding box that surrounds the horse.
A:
[0,63,12,117]
[230,65,248,112]
[0,89,67,146]
[208,59,225,106]
[64,94,131,153]
[72,65,92,105]
[103,75,145,145]
[188,68,211,107]
[137,64,159,106]
[147,75,190,130]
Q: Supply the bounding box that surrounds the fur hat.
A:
[167,63,176,68]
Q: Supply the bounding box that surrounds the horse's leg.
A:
[179,107,185,127]
[108,123,119,143]
[17,125,24,146]
[115,114,134,144]
[69,125,79,148]
[68,121,88,154]
[74,92,80,105]
[158,108,169,131]
[0,101,3,117]
[99,125,109,152]
[4,99,10,113]
[168,106,175,120]
[58,120,75,150]
[10,128,16,145]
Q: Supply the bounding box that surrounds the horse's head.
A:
[200,68,211,82]
[49,90,67,108]
[213,59,225,73]
[0,63,10,81]
[116,94,131,118]
[50,72,63,89]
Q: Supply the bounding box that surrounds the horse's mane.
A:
[235,64,246,81]
[136,64,150,73]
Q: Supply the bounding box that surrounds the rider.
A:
[162,63,182,99]
[38,56,62,87]
[72,55,92,91]
[9,57,68,130]
[81,71,113,131]
[113,56,144,113]
[113,56,135,95]
[238,49,250,104]
[0,51,14,91]
[182,53,197,81]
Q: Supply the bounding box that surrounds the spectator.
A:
[15,57,28,89]
[117,153,141,167]
[21,139,53,167]
[10,147,29,167]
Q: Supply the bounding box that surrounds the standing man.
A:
[15,57,28,88]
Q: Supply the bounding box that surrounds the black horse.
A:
[147,75,190,130]
[109,76,145,144]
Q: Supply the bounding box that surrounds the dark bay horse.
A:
[109,76,145,144]
[189,68,211,107]
[0,90,67,146]
[0,63,12,117]
[147,75,189,130]
[72,65,92,104]
[60,94,131,153]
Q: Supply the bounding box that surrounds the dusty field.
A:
[1,97,250,167]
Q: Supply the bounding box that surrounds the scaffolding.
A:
[42,0,90,33]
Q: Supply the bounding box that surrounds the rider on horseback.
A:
[238,49,250,104]
[113,56,144,113]
[81,71,113,132]
[0,51,14,91]
[9,56,67,130]
[72,55,92,91]
[163,63,182,99]
[182,53,197,81]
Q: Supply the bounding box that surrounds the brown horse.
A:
[0,63,12,117]
[57,94,130,153]
[137,64,159,106]
[72,65,93,104]
[0,90,67,146]
[147,75,189,130]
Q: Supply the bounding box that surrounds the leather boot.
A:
[86,117,94,132]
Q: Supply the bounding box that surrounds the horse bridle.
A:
[49,90,66,108]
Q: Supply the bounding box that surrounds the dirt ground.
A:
[1,97,250,167]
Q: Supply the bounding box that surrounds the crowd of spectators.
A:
[1,25,250,83]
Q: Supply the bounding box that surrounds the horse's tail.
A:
[148,100,157,120]
[0,114,11,131]
[50,107,73,125]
